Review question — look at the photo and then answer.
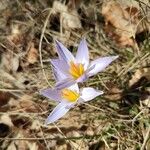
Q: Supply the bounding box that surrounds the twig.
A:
[0,111,48,115]
[39,8,53,87]
[141,125,150,150]
[132,109,144,126]
[0,134,101,141]
[102,137,111,150]
[39,122,50,150]
[53,123,78,149]
[83,102,105,112]
[0,89,25,92]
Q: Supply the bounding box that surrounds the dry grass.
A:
[0,0,149,149]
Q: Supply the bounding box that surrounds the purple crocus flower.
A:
[51,38,118,89]
[41,83,103,124]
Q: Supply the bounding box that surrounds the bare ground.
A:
[0,0,149,150]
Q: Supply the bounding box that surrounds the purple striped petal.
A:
[55,40,75,64]
[87,56,118,77]
[52,66,67,82]
[55,78,76,90]
[40,88,61,102]
[80,87,103,102]
[45,101,71,124]
[76,74,88,83]
[50,59,69,75]
[76,38,89,69]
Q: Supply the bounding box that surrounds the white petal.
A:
[68,83,79,93]
[55,40,75,63]
[76,38,89,69]
[45,102,71,124]
[80,87,103,102]
[88,56,118,77]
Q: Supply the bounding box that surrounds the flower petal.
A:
[76,73,88,83]
[68,83,79,93]
[55,40,75,63]
[87,56,118,77]
[40,88,61,102]
[50,59,69,75]
[52,66,67,82]
[80,87,103,102]
[45,102,71,124]
[55,78,76,90]
[76,38,89,69]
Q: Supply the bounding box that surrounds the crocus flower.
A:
[41,84,103,124]
[51,38,118,89]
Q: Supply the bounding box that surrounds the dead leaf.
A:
[0,114,13,137]
[104,83,122,101]
[146,139,150,150]
[61,9,82,29]
[102,1,148,48]
[0,114,13,127]
[7,142,17,150]
[56,144,68,150]
[86,126,94,136]
[102,1,135,46]
[27,42,38,64]
[27,142,39,150]
[12,56,20,72]
[18,95,39,113]
[52,1,82,30]
[143,97,150,108]
[129,68,150,87]
[14,132,29,150]
[7,24,22,46]
[8,98,19,107]
[68,0,82,9]
[0,92,11,107]
[6,131,34,150]
[30,120,40,131]
[89,141,106,150]
[0,52,20,72]
[11,95,48,113]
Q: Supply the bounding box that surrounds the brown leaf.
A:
[143,97,150,108]
[7,24,23,46]
[129,68,150,87]
[27,42,38,64]
[12,95,48,113]
[68,0,82,9]
[7,142,17,150]
[102,1,146,48]
[19,95,39,112]
[52,1,82,29]
[27,142,39,150]
[1,52,20,72]
[0,92,11,107]
[0,114,13,137]
[12,56,20,72]
[104,83,122,101]
[30,120,40,131]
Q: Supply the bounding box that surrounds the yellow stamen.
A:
[69,61,84,79]
[79,63,84,75]
[61,89,79,102]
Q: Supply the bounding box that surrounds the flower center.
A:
[69,61,84,79]
[61,89,79,102]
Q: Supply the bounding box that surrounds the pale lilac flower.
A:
[51,38,118,89]
[41,84,103,124]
